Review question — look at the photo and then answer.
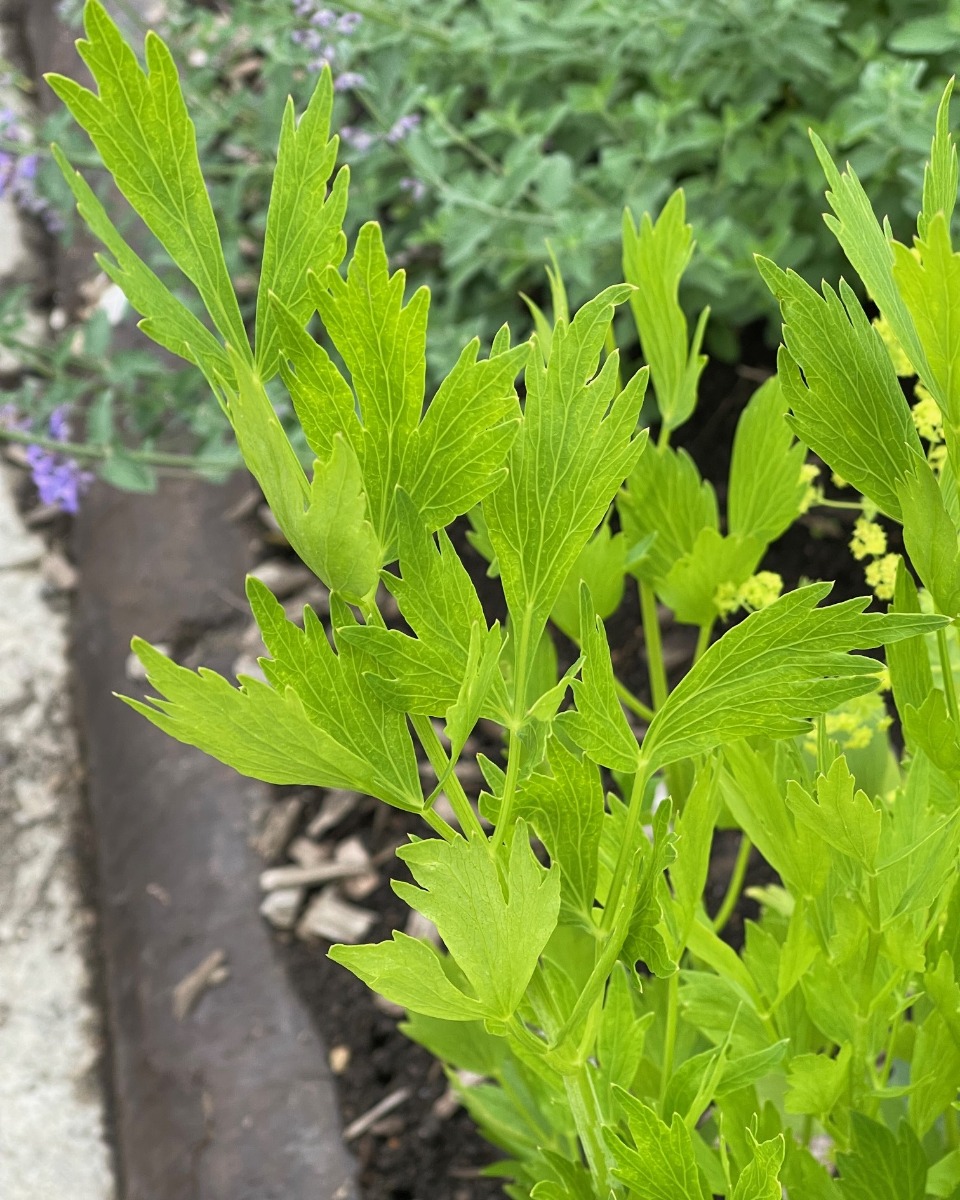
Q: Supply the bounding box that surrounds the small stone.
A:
[287,836,329,868]
[306,789,360,839]
[328,1044,351,1074]
[248,558,314,599]
[251,796,303,860]
[404,910,441,946]
[336,836,379,900]
[125,643,171,681]
[259,886,304,931]
[231,652,266,682]
[296,887,375,943]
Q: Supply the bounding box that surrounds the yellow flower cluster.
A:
[798,462,822,514]
[849,517,887,561]
[714,571,783,618]
[865,552,899,601]
[803,693,893,755]
[911,383,944,445]
[873,315,914,377]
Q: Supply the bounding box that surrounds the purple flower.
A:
[337,12,362,34]
[49,406,70,442]
[387,113,421,144]
[340,125,378,153]
[24,445,92,514]
[334,71,366,92]
[399,176,427,202]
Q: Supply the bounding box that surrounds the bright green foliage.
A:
[53,13,960,1199]
[622,192,708,433]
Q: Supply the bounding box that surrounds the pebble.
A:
[259,886,304,931]
[336,836,379,901]
[248,558,314,599]
[250,796,303,860]
[296,886,376,944]
[306,789,360,839]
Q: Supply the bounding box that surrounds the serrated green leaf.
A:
[604,1088,709,1200]
[514,737,604,920]
[394,827,560,1020]
[888,560,937,722]
[557,589,637,772]
[659,528,762,626]
[893,213,960,429]
[728,377,807,544]
[246,577,421,809]
[785,756,881,870]
[444,620,503,758]
[920,80,958,244]
[338,495,508,720]
[255,74,347,378]
[99,449,156,492]
[835,1114,927,1200]
[619,445,718,585]
[642,584,946,771]
[47,0,247,354]
[902,690,960,776]
[785,1044,852,1117]
[597,964,652,1094]
[305,433,381,601]
[51,144,232,389]
[669,759,721,936]
[485,286,648,643]
[623,191,708,432]
[807,132,929,383]
[899,451,960,618]
[731,1132,785,1200]
[121,637,377,791]
[330,933,486,1021]
[757,258,922,520]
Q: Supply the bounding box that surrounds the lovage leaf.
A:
[604,1089,710,1200]
[329,933,486,1022]
[919,80,958,243]
[757,258,922,520]
[247,579,422,809]
[48,0,247,354]
[393,828,560,1020]
[835,1114,927,1200]
[121,638,379,792]
[484,287,648,641]
[558,588,638,772]
[887,559,937,721]
[785,756,881,871]
[658,527,762,626]
[731,1133,785,1200]
[642,583,947,771]
[256,73,348,378]
[619,447,718,587]
[728,377,807,545]
[514,737,604,921]
[897,450,960,617]
[623,191,708,432]
[808,132,928,382]
[51,145,231,390]
[551,522,626,642]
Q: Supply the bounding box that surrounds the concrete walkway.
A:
[0,463,115,1199]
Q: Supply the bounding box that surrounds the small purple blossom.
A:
[340,125,378,153]
[334,71,366,92]
[337,12,362,34]
[48,406,70,442]
[24,446,92,513]
[400,176,427,202]
[386,113,421,144]
[0,109,63,234]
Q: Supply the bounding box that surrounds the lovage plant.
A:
[53,4,960,1196]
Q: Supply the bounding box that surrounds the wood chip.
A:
[259,886,304,930]
[260,860,369,892]
[336,836,379,901]
[296,887,375,943]
[287,836,329,869]
[231,652,266,682]
[343,1087,410,1141]
[306,789,360,839]
[328,1044,351,1075]
[251,796,303,861]
[222,488,261,522]
[248,557,312,599]
[172,949,229,1020]
[41,551,78,592]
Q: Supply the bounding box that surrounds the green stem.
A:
[492,612,533,852]
[0,426,233,472]
[421,806,457,842]
[564,1067,616,1190]
[601,761,650,935]
[693,621,713,664]
[711,834,752,935]
[410,714,485,840]
[615,679,655,723]
[640,582,668,711]
[659,970,680,1107]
